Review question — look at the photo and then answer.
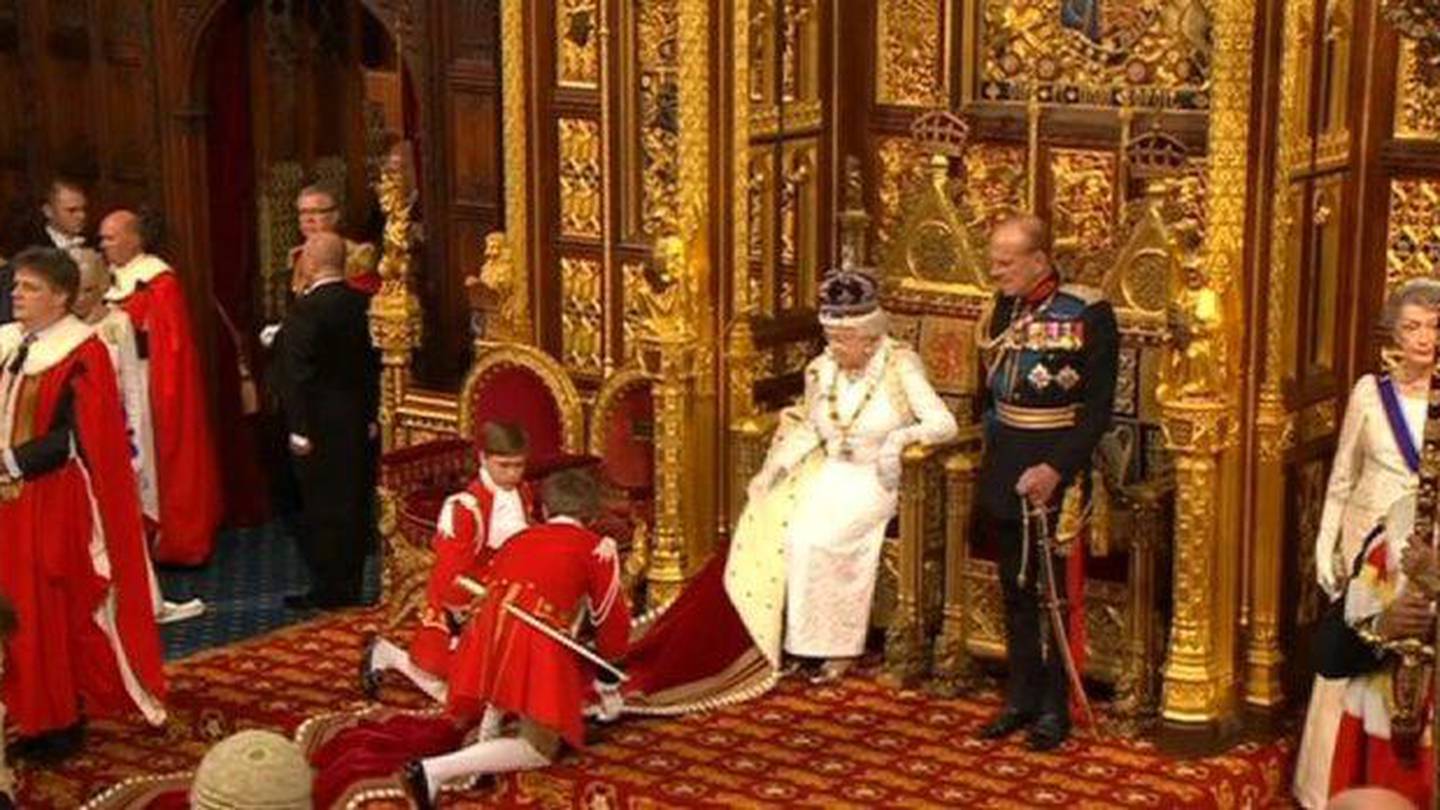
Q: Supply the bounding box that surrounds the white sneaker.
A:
[157,598,206,625]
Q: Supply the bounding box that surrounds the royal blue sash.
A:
[1377,374,1422,474]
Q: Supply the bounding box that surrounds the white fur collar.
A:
[106,254,172,301]
[0,316,96,375]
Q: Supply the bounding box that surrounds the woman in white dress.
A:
[616,268,958,713]
[1292,278,1440,808]
[741,268,959,682]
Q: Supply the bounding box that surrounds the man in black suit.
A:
[276,231,380,609]
[3,179,90,323]
[31,179,89,253]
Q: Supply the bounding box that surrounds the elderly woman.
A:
[618,268,957,712]
[741,268,959,681]
[1293,278,1440,808]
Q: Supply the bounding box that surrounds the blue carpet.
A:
[154,523,379,660]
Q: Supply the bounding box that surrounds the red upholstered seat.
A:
[589,376,656,546]
[467,365,567,470]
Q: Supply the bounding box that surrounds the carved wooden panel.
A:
[448,88,501,207]
[449,0,499,69]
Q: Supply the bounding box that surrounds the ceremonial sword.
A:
[1022,499,1100,734]
[455,575,630,683]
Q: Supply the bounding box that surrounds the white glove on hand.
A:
[1316,539,1342,600]
[259,323,282,349]
[876,437,907,491]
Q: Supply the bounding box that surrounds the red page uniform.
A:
[447,517,630,749]
[409,471,535,677]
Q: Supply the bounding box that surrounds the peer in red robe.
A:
[0,249,166,755]
[101,210,221,565]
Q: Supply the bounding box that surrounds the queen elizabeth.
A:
[620,268,958,710]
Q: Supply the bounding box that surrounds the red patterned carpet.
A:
[15,609,1295,809]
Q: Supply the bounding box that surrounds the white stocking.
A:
[370,638,449,703]
[420,736,552,799]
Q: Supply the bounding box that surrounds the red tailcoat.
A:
[409,477,535,676]
[447,519,629,748]
[107,255,222,565]
[0,319,166,735]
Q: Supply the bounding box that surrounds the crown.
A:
[817,268,880,320]
[1125,127,1190,178]
[911,110,971,159]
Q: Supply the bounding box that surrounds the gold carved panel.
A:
[557,0,599,88]
[560,255,604,375]
[979,0,1211,110]
[1050,148,1118,287]
[621,261,648,361]
[1313,0,1352,170]
[876,0,946,106]
[876,136,930,255]
[558,117,603,238]
[778,139,819,311]
[963,141,1027,234]
[636,0,680,236]
[1396,39,1440,140]
[748,149,771,314]
[1386,178,1440,290]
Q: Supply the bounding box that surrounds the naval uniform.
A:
[978,273,1119,726]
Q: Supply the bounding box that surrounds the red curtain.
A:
[205,1,270,527]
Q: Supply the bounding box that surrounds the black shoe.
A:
[977,709,1035,740]
[1026,714,1069,751]
[283,592,318,610]
[401,760,434,810]
[359,634,382,699]
[11,722,84,764]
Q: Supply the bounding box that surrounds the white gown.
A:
[727,337,958,661]
[1293,373,1423,808]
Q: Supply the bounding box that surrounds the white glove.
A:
[1316,538,1342,600]
[259,323,282,349]
[876,437,907,491]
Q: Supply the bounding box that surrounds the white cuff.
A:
[289,434,312,452]
[2,448,20,479]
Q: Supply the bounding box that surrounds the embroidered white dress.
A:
[1293,373,1423,808]
[725,337,958,662]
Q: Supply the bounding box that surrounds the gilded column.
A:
[1246,0,1310,710]
[369,165,423,454]
[639,236,700,608]
[678,0,719,570]
[1159,0,1257,724]
[931,450,981,697]
[500,0,533,343]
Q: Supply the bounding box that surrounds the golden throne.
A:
[856,111,1183,716]
[375,221,663,627]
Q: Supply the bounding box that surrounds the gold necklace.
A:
[826,344,892,461]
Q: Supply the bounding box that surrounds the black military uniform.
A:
[977,271,1118,750]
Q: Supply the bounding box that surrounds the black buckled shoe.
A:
[976,709,1035,740]
[401,760,434,810]
[1026,713,1070,752]
[11,722,85,764]
[359,634,381,700]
